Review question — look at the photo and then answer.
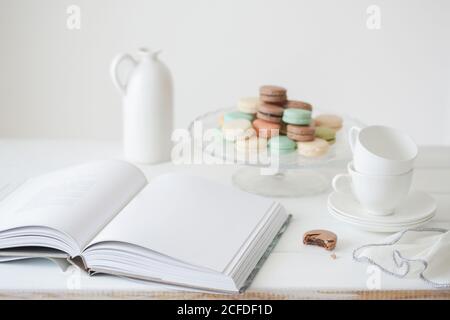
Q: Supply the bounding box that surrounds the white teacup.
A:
[349,125,418,175]
[332,162,413,216]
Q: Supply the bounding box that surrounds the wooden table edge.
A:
[0,289,449,300]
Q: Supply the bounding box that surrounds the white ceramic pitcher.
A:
[111,47,173,164]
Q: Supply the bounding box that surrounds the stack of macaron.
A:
[219,85,343,158]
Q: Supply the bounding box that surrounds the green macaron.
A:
[224,111,254,122]
[282,108,312,125]
[268,136,297,154]
[315,126,336,144]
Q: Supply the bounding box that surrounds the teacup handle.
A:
[348,126,361,152]
[332,173,352,194]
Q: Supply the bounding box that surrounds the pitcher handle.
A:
[348,126,361,153]
[110,53,137,96]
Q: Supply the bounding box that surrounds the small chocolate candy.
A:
[303,229,337,251]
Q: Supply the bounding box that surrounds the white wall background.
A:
[0,0,449,145]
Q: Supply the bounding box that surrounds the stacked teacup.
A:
[333,125,418,216]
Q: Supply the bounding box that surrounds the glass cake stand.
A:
[188,107,364,197]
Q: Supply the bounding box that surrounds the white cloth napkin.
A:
[353,228,450,288]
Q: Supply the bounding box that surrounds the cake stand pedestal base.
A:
[232,166,330,198]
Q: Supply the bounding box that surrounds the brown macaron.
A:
[256,103,285,124]
[303,229,337,251]
[280,122,288,135]
[259,85,287,104]
[285,100,313,111]
[286,124,316,142]
[253,119,281,138]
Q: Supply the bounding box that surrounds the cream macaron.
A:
[238,97,260,114]
[314,114,343,132]
[236,136,268,154]
[218,114,225,127]
[297,138,330,158]
[222,119,255,142]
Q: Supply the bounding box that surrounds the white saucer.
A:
[328,207,433,227]
[328,206,434,233]
[327,189,437,233]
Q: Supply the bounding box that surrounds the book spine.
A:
[67,255,90,273]
[239,214,292,293]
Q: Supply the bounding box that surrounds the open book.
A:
[0,161,290,293]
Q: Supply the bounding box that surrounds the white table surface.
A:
[0,139,449,299]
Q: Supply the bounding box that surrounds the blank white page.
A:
[89,173,277,273]
[0,160,147,250]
